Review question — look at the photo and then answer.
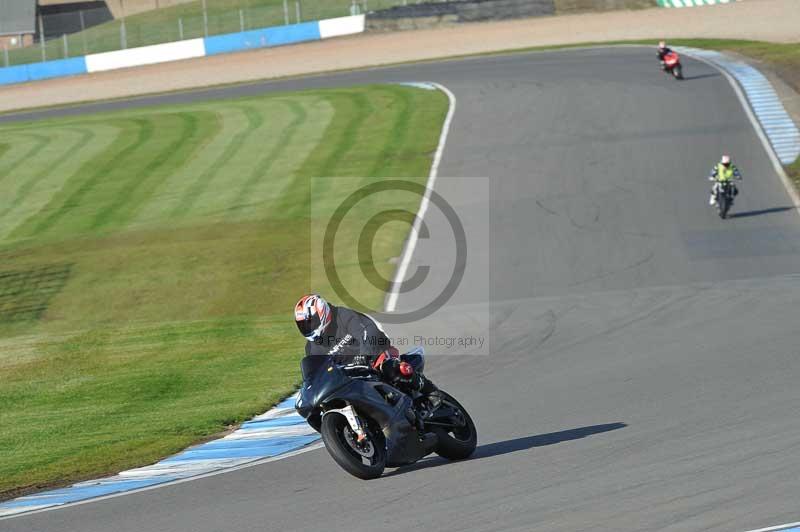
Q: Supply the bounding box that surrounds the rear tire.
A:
[321,413,385,480]
[432,392,477,460]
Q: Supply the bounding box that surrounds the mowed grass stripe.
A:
[130,98,333,226]
[276,91,372,219]
[180,103,288,221]
[0,134,52,185]
[242,97,336,221]
[0,125,119,244]
[0,129,95,226]
[229,100,307,218]
[90,112,209,231]
[370,86,414,178]
[127,108,231,227]
[0,86,448,498]
[21,119,148,238]
[170,105,264,218]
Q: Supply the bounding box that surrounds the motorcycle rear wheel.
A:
[321,413,386,480]
[432,392,477,460]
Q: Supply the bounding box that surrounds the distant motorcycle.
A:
[295,347,477,479]
[712,180,736,219]
[663,51,684,80]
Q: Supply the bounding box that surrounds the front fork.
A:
[325,404,368,442]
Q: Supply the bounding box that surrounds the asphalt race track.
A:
[4,48,800,532]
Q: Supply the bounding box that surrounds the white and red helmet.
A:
[294,294,332,341]
[721,154,732,166]
[658,41,666,50]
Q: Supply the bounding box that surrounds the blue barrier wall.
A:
[0,57,87,86]
[204,21,321,56]
[27,57,88,81]
[0,64,30,85]
[0,16,361,87]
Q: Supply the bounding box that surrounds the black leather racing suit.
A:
[303,305,436,396]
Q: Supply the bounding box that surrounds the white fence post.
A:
[178,17,184,40]
[295,1,300,23]
[283,0,289,25]
[239,9,245,32]
[120,19,127,49]
[63,33,68,58]
[202,0,208,37]
[79,11,88,55]
[39,15,46,61]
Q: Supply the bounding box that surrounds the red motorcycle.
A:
[663,51,684,80]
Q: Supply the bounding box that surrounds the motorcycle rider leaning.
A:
[709,154,742,206]
[294,294,442,411]
[658,41,673,70]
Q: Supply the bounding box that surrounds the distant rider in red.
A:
[657,41,673,71]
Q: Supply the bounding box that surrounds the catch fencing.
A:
[1,0,447,67]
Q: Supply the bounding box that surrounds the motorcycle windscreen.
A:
[299,356,353,407]
[301,355,329,381]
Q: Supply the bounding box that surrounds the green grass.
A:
[0,84,448,498]
[553,0,655,13]
[6,0,413,66]
[787,158,800,189]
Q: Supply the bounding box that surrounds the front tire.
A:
[432,392,477,460]
[321,413,385,480]
[718,196,730,219]
[674,65,683,80]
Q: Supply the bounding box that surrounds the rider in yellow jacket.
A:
[709,154,742,206]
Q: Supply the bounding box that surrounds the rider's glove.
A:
[378,357,400,380]
[376,357,415,383]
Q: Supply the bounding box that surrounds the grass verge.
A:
[787,158,800,190]
[553,0,655,14]
[0,84,448,498]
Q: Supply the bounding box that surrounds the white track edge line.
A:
[385,82,457,312]
[680,49,800,218]
[742,521,800,532]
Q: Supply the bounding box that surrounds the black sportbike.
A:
[295,347,477,479]
[713,180,737,219]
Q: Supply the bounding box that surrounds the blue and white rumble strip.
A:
[0,394,320,518]
[678,47,800,166]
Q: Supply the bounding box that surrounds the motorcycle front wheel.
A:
[321,412,386,479]
[673,65,684,80]
[432,391,477,460]
[718,196,730,219]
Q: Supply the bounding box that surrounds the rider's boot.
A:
[392,360,443,413]
[409,372,443,414]
[709,193,716,206]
